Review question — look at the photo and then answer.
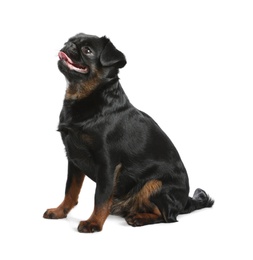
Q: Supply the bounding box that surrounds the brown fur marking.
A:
[137,180,162,203]
[81,134,93,144]
[65,69,102,100]
[111,179,162,217]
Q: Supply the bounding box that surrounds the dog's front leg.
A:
[78,164,120,233]
[43,162,85,219]
[77,197,113,233]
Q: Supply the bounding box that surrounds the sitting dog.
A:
[43,33,214,233]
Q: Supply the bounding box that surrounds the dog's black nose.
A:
[63,41,79,57]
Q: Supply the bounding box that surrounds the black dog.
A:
[43,33,214,232]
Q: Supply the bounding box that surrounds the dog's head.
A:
[58,33,126,99]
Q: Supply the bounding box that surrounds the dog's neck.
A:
[65,77,100,100]
[61,80,130,124]
[65,74,119,100]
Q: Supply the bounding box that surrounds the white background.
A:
[1,0,252,259]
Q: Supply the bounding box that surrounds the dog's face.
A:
[58,33,126,84]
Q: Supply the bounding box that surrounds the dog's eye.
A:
[82,46,92,55]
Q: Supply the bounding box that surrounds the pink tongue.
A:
[58,51,72,63]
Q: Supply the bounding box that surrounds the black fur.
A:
[43,33,214,232]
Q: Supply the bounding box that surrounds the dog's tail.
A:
[181,188,214,214]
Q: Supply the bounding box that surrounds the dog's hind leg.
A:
[150,186,188,223]
[43,162,85,219]
[122,180,166,227]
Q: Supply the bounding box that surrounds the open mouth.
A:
[58,51,89,74]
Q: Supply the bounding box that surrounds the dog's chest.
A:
[58,102,118,169]
[58,121,93,148]
[58,122,97,174]
[58,107,106,159]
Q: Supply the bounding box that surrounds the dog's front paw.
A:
[77,220,102,233]
[43,207,67,219]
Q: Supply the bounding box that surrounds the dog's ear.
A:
[100,37,126,68]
